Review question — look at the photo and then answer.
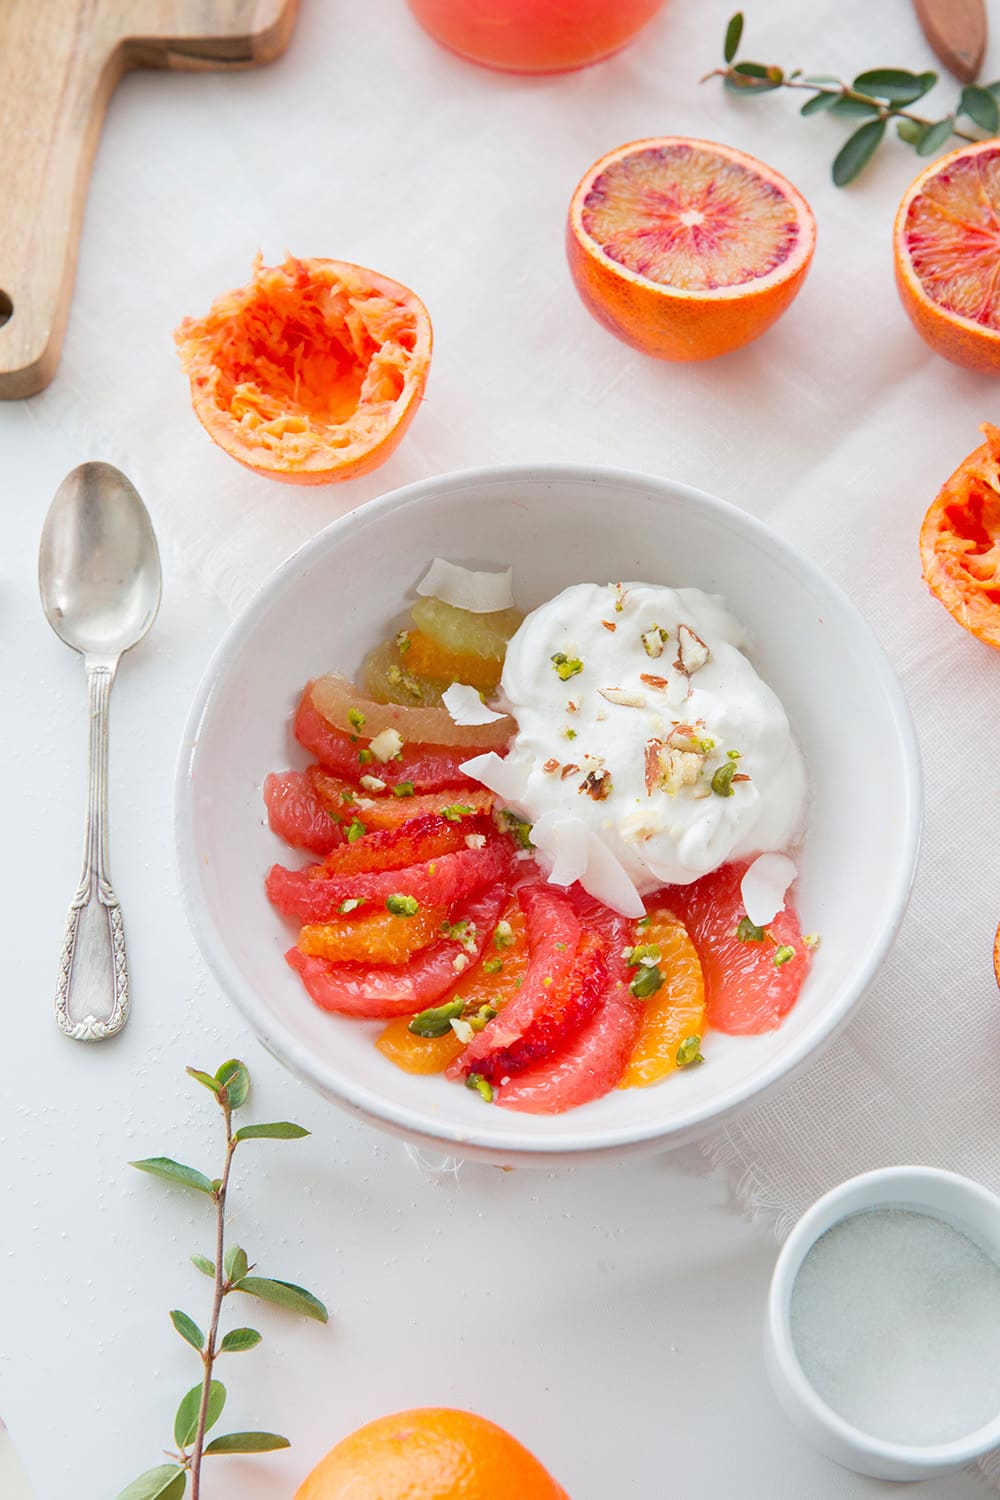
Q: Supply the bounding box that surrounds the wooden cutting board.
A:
[0,0,299,400]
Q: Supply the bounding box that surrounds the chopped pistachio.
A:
[450,1017,475,1045]
[338,897,365,914]
[386,893,419,917]
[392,781,415,798]
[409,998,465,1038]
[386,664,403,687]
[468,1004,498,1033]
[357,748,374,765]
[326,810,343,824]
[676,1034,705,1068]
[641,627,665,660]
[736,916,766,943]
[346,818,367,842]
[501,810,533,849]
[773,945,796,967]
[636,914,652,930]
[802,932,822,950]
[340,788,356,804]
[493,920,515,948]
[441,802,475,821]
[395,629,411,653]
[347,707,366,731]
[441,918,479,953]
[551,651,583,681]
[630,964,664,1000]
[711,762,736,797]
[360,774,387,793]
[563,726,577,740]
[699,738,716,753]
[625,942,662,968]
[482,957,503,975]
[727,748,742,761]
[542,975,553,987]
[466,1072,495,1103]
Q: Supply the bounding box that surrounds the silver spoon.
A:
[39,462,162,1040]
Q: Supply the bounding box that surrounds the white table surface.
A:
[0,0,992,1496]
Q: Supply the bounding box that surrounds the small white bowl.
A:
[174,463,921,1165]
[765,1166,1000,1481]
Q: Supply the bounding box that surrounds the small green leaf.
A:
[723,11,743,63]
[827,95,882,117]
[191,1254,215,1278]
[204,1432,291,1455]
[131,1158,214,1197]
[725,59,782,93]
[896,116,927,145]
[916,115,954,156]
[852,67,935,103]
[409,998,466,1039]
[115,1466,187,1500]
[832,116,886,185]
[219,1327,263,1354]
[174,1380,226,1448]
[986,80,1000,101]
[803,74,841,84]
[960,84,1000,133]
[215,1059,250,1109]
[800,91,838,115]
[234,1276,329,1323]
[186,1068,222,1098]
[224,1245,249,1283]
[234,1121,311,1142]
[169,1310,205,1352]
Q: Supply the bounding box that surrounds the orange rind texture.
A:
[175,255,432,483]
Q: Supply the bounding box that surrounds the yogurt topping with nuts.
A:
[491,581,807,915]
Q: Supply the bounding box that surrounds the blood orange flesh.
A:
[894,142,1000,373]
[568,138,815,361]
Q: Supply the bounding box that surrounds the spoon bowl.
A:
[39,461,161,1040]
[39,461,161,660]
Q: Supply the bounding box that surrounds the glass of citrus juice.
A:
[406,0,667,73]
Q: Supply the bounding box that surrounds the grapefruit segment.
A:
[668,860,808,1035]
[568,137,815,361]
[310,671,511,749]
[263,770,342,856]
[894,142,1000,373]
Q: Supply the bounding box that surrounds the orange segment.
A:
[376,897,528,1074]
[619,907,706,1088]
[920,422,1000,648]
[404,630,503,692]
[894,142,1000,373]
[567,137,815,361]
[174,255,432,484]
[298,905,447,964]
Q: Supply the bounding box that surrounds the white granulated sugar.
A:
[790,1208,1000,1446]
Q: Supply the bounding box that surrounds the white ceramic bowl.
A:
[174,464,921,1166]
[765,1166,1000,1480]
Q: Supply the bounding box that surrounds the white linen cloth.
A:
[26,0,1000,1486]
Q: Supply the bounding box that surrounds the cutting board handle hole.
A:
[0,292,12,329]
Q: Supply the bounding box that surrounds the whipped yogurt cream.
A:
[483,581,807,915]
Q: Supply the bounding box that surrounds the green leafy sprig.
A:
[117,1059,328,1500]
[704,12,1000,185]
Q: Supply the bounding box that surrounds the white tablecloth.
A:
[2,0,996,1495]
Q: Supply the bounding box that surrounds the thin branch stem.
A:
[701,68,980,143]
[189,1105,238,1500]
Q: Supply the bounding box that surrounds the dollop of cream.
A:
[486,581,807,912]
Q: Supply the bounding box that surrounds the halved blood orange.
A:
[920,423,1000,648]
[894,142,1000,374]
[174,255,432,483]
[567,138,815,361]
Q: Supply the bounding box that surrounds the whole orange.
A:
[567,137,815,361]
[894,140,1000,374]
[294,1407,570,1500]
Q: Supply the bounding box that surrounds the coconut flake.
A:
[459,751,530,802]
[416,558,514,613]
[741,852,797,927]
[530,811,589,887]
[441,681,504,726]
[580,833,645,918]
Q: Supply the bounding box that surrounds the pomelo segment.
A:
[895,142,1000,373]
[567,137,815,361]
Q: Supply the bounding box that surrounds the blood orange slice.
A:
[669,861,809,1035]
[567,137,815,361]
[894,142,1000,374]
[307,765,495,831]
[295,691,474,792]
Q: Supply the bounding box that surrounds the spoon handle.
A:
[55,660,129,1041]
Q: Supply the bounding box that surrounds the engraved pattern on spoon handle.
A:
[55,662,129,1040]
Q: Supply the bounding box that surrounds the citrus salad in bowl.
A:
[263,559,814,1115]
